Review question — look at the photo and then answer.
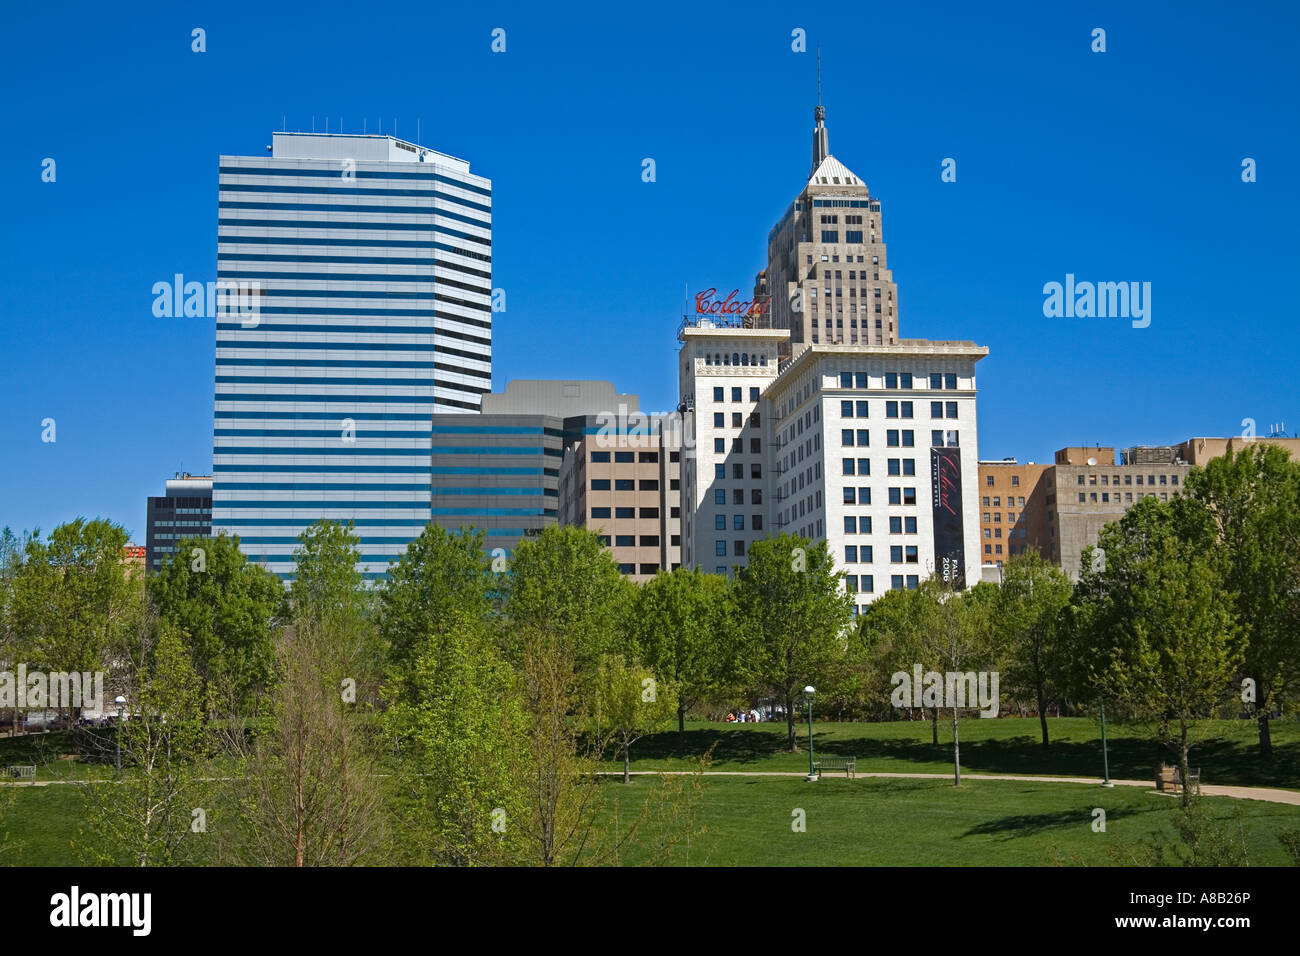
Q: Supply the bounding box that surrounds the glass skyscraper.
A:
[213,132,492,579]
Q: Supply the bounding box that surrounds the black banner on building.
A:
[930,447,966,589]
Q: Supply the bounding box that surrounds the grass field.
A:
[605,717,1300,789]
[601,776,1300,866]
[4,717,1298,866]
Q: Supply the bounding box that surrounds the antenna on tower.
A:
[817,47,822,106]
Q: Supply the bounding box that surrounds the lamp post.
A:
[1099,699,1114,788]
[804,686,817,781]
[114,696,126,776]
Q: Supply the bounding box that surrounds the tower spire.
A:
[811,48,829,176]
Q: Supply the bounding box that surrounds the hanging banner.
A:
[931,446,966,589]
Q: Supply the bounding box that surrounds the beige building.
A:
[756,102,900,356]
[558,414,682,581]
[976,459,1052,577]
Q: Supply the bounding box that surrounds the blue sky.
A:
[2,0,1297,541]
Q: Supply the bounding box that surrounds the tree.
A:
[925,580,995,786]
[148,533,284,716]
[80,617,211,866]
[512,623,607,866]
[8,519,142,720]
[859,584,943,740]
[1075,498,1242,806]
[995,552,1073,747]
[381,604,527,866]
[592,654,678,782]
[378,524,498,692]
[504,525,633,691]
[628,568,732,742]
[732,534,854,751]
[1184,444,1300,756]
[231,521,385,865]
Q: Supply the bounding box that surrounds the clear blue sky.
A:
[2,0,1297,542]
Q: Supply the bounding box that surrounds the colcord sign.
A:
[694,288,770,320]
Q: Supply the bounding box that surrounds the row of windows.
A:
[703,353,768,367]
[597,535,661,547]
[1079,491,1170,503]
[1077,473,1179,487]
[714,514,765,531]
[712,386,762,403]
[590,451,660,463]
[714,437,763,454]
[713,488,764,505]
[714,463,763,479]
[841,429,958,448]
[590,479,659,491]
[713,411,761,428]
[982,496,1026,507]
[844,574,920,593]
[715,540,748,557]
[838,372,960,391]
[591,507,661,519]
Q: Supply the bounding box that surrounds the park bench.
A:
[3,765,36,782]
[1155,764,1200,795]
[812,758,856,779]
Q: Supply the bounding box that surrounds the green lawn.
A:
[602,775,1300,866]
[607,717,1300,789]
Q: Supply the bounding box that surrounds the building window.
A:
[592,507,611,519]
[713,412,724,427]
[734,540,745,556]
[713,387,723,402]
[715,540,727,556]
[616,535,635,547]
[845,545,858,563]
[715,515,726,530]
[714,489,726,505]
[591,479,610,491]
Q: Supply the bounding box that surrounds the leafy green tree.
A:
[732,534,854,751]
[995,552,1073,747]
[859,584,943,737]
[592,654,678,782]
[1184,444,1300,756]
[628,568,732,742]
[148,533,284,716]
[8,519,141,718]
[378,524,497,697]
[80,618,211,866]
[381,604,527,865]
[231,521,386,866]
[504,525,633,684]
[1075,498,1241,805]
[288,520,379,694]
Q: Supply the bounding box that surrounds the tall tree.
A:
[147,533,284,716]
[504,525,633,687]
[995,552,1073,747]
[1075,498,1242,805]
[381,602,527,866]
[233,521,385,865]
[732,534,854,751]
[80,617,211,866]
[628,568,732,742]
[378,524,496,696]
[1184,444,1300,756]
[8,519,141,719]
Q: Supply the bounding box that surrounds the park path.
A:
[596,770,1300,806]
[7,771,1300,806]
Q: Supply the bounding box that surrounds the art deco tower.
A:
[756,103,900,354]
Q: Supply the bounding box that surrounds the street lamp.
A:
[804,686,817,781]
[1099,698,1114,788]
[114,696,126,776]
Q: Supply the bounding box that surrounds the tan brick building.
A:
[976,459,1052,572]
[558,415,682,581]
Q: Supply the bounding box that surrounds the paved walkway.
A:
[595,770,1300,806]
[8,770,1300,806]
